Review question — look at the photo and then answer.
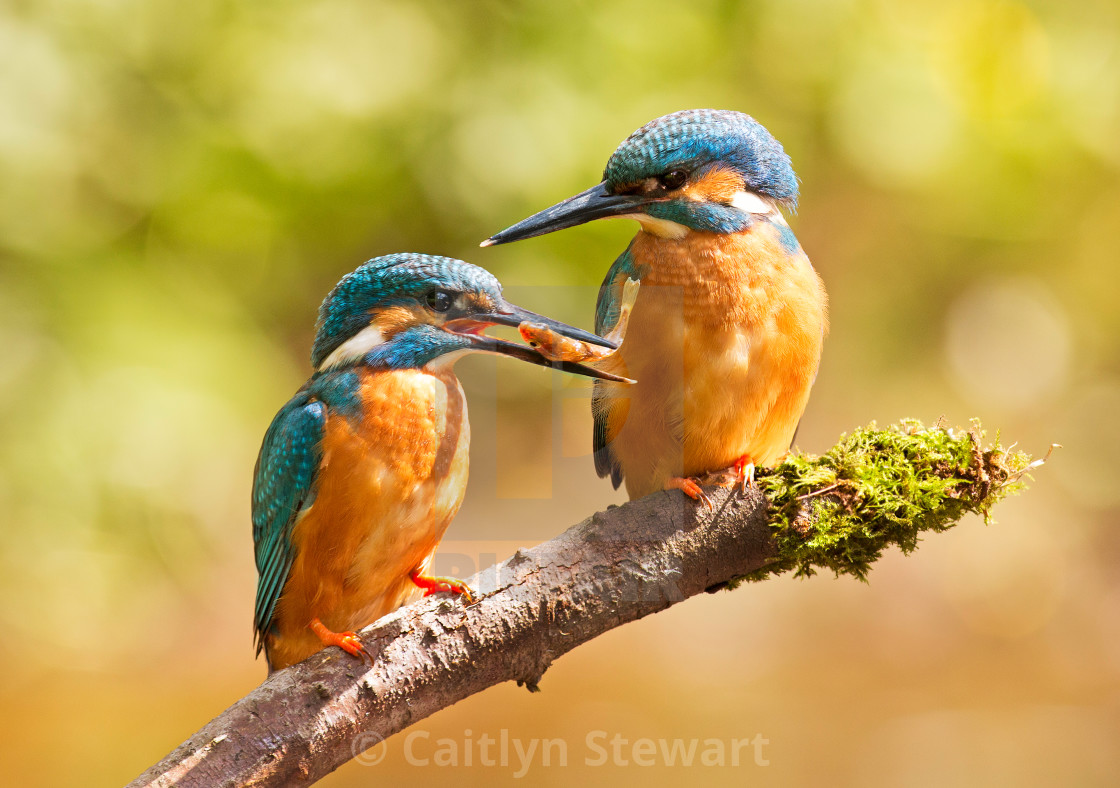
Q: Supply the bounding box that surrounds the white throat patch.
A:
[620,190,787,239]
[318,325,386,370]
[731,190,789,226]
[424,348,469,371]
[619,213,690,239]
[729,190,771,214]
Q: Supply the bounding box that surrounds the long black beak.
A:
[445,302,626,382]
[481,182,650,247]
[476,303,617,350]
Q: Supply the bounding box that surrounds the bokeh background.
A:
[2,0,1119,785]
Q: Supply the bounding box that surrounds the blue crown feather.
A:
[604,109,799,208]
[311,253,502,369]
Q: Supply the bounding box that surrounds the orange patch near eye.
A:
[374,306,423,338]
[681,167,744,203]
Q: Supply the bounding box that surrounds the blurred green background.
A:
[2,0,1119,785]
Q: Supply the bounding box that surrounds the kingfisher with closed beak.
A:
[484,109,828,505]
[253,253,621,671]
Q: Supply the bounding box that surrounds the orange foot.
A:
[665,476,713,511]
[410,570,475,604]
[730,454,756,492]
[309,617,371,663]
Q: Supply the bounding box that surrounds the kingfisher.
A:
[252,253,621,672]
[483,109,828,505]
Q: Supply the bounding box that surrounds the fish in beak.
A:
[443,300,629,383]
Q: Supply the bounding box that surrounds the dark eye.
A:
[659,169,688,190]
[425,290,453,313]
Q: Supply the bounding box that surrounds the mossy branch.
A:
[129,421,1045,788]
[741,418,1043,584]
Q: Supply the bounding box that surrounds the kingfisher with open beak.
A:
[253,253,621,671]
[484,109,828,505]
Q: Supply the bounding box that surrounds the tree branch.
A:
[128,421,1040,787]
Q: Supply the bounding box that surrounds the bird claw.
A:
[309,617,372,664]
[707,456,756,492]
[732,456,756,492]
[335,632,372,664]
[665,476,714,511]
[410,571,476,604]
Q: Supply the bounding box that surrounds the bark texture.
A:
[129,420,1036,787]
[131,487,772,787]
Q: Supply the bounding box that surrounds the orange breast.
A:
[265,367,470,669]
[598,221,828,499]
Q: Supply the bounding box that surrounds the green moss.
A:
[729,420,1038,588]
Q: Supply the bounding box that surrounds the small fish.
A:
[519,278,639,370]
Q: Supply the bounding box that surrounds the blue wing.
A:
[251,392,325,653]
[592,243,646,489]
